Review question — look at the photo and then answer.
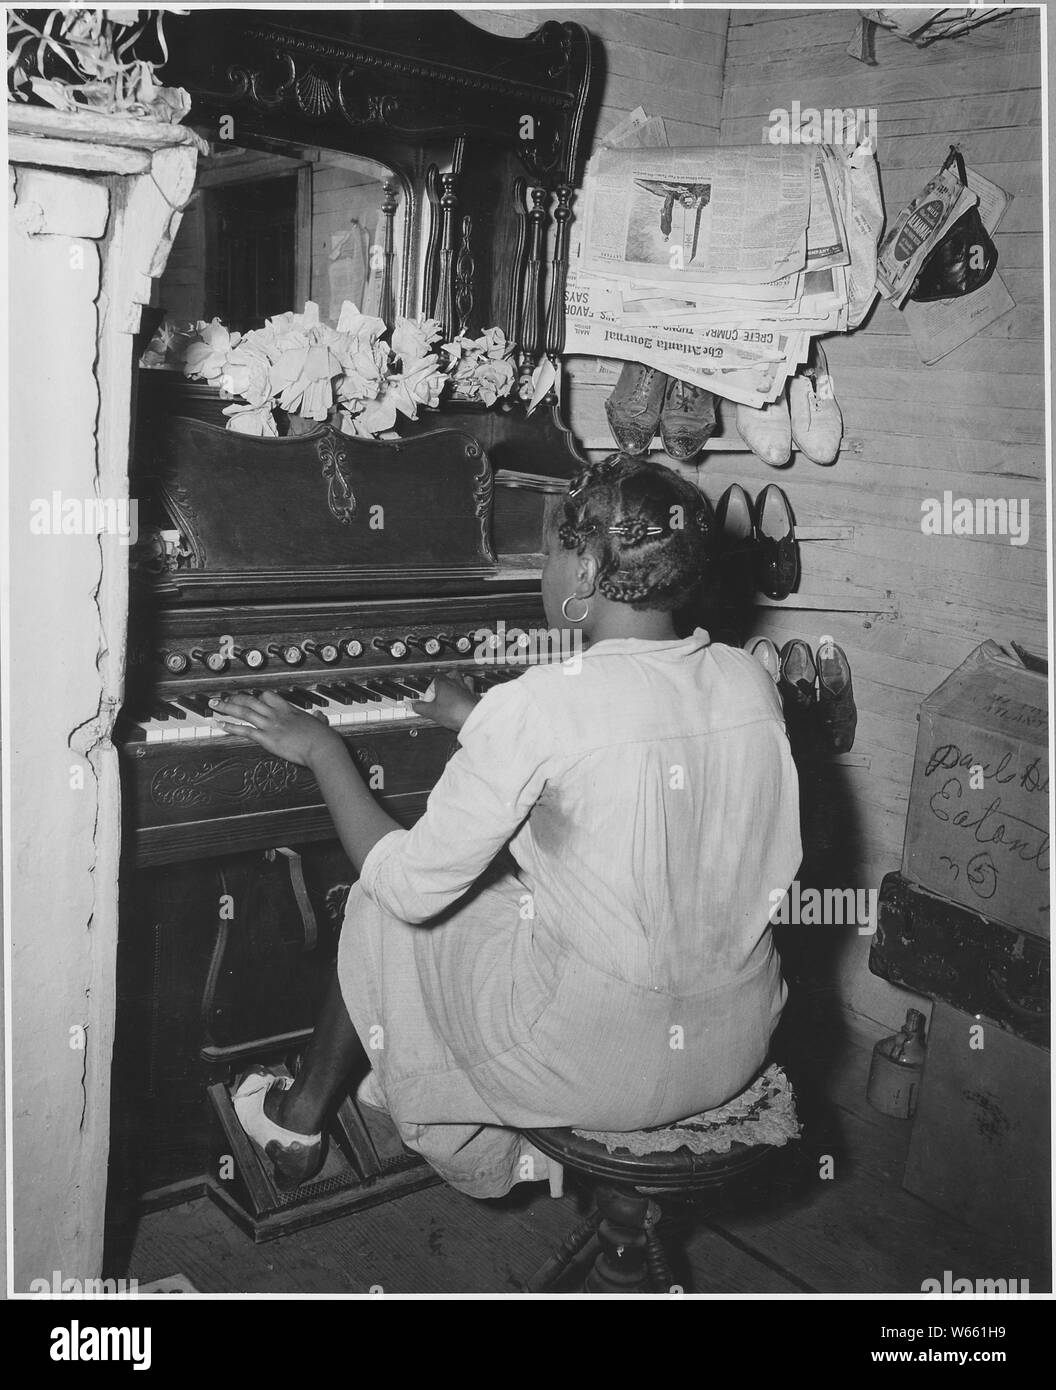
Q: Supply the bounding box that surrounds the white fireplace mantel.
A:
[6,105,204,1290]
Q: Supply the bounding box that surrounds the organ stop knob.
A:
[373,636,408,659]
[268,643,305,666]
[303,640,340,664]
[192,648,228,673]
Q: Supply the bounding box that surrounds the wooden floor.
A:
[120,998,1051,1295]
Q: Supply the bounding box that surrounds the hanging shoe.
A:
[604,361,667,455]
[790,342,843,465]
[716,483,756,605]
[745,636,781,683]
[231,1067,325,1191]
[659,376,717,462]
[778,638,819,751]
[754,484,799,600]
[736,393,792,468]
[816,638,857,752]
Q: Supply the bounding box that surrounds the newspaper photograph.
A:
[581,144,818,284]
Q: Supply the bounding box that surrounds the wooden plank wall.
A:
[709,7,1046,1025]
[464,6,728,448]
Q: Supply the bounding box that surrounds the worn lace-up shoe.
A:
[778,638,819,751]
[816,639,857,752]
[790,342,843,465]
[604,361,667,454]
[736,393,792,468]
[659,376,717,461]
[745,636,781,683]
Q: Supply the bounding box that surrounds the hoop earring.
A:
[561,594,590,623]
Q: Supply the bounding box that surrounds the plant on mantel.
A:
[7,8,190,122]
[140,302,531,439]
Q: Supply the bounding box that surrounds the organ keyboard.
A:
[121,594,551,865]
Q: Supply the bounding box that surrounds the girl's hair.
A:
[549,453,715,612]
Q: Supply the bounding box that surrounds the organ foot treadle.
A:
[207,1061,440,1242]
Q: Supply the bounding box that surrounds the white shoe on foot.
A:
[231,1068,324,1189]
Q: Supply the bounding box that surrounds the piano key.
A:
[389,678,426,699]
[397,674,432,694]
[281,689,314,709]
[343,681,382,702]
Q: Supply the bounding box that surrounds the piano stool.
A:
[521,1066,800,1294]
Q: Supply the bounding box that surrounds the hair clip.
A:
[568,457,621,499]
[607,521,665,542]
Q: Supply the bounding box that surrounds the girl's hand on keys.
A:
[209,691,341,767]
[412,674,480,732]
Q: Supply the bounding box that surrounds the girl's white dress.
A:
[338,630,802,1196]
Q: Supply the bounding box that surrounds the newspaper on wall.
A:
[565,127,883,415]
[580,145,818,285]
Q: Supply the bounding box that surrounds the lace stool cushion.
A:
[574,1063,800,1158]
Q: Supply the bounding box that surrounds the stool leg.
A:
[548,1160,565,1199]
[585,1185,651,1294]
[524,1209,601,1293]
[643,1201,677,1293]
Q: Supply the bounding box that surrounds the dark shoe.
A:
[816,639,857,752]
[778,638,818,750]
[716,483,756,604]
[604,362,667,454]
[755,484,799,600]
[716,483,754,545]
[659,376,717,462]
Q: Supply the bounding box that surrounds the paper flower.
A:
[183,318,241,382]
[222,402,280,437]
[390,356,447,420]
[391,316,442,367]
[218,338,273,407]
[154,301,519,438]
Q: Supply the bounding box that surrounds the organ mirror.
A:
[150,6,596,478]
[157,142,407,334]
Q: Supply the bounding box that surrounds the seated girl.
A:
[212,453,801,1197]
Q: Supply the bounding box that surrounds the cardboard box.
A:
[904,1001,1050,1270]
[902,641,1049,941]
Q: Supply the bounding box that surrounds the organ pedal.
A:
[206,1059,440,1243]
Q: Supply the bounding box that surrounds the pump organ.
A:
[113,10,596,1233]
